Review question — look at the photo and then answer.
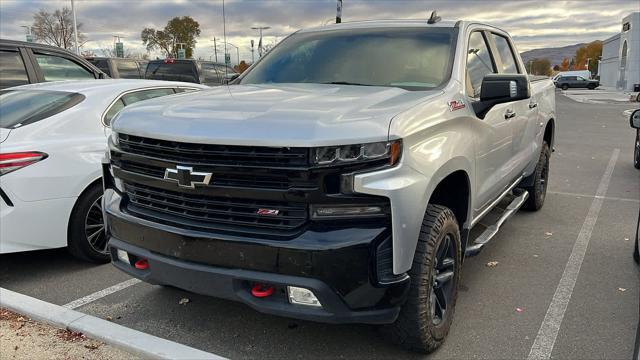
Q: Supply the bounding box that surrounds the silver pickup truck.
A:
[103,17,555,353]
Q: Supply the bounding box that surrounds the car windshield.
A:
[146,61,198,83]
[0,89,85,129]
[240,27,456,91]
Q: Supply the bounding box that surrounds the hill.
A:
[520,43,588,67]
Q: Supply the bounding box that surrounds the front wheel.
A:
[68,183,110,263]
[383,204,462,353]
[634,131,640,170]
[521,142,550,211]
[561,84,569,90]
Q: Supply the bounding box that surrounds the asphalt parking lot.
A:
[1,92,638,359]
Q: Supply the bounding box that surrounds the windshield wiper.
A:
[322,81,374,86]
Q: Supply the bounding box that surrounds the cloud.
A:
[1,0,637,59]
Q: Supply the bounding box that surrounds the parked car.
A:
[145,59,237,86]
[85,57,147,79]
[0,80,208,262]
[555,75,599,90]
[552,70,591,82]
[0,39,105,89]
[104,18,555,353]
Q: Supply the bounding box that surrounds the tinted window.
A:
[88,59,111,76]
[145,61,197,83]
[241,28,455,90]
[491,34,519,74]
[0,90,85,128]
[103,98,125,125]
[567,76,577,81]
[114,59,141,79]
[202,63,221,85]
[577,76,586,81]
[35,53,94,81]
[121,88,175,105]
[466,31,496,98]
[0,50,29,88]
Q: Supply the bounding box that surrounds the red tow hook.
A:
[134,259,149,270]
[251,283,274,298]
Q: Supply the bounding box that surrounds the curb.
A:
[0,287,226,360]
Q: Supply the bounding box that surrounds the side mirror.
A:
[98,72,106,79]
[631,109,640,129]
[473,74,531,119]
[222,73,240,85]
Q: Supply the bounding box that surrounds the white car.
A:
[0,79,208,262]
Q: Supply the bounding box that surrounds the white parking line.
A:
[527,149,620,360]
[548,190,640,203]
[63,278,141,310]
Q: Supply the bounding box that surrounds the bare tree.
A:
[31,7,87,50]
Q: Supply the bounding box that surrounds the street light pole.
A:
[336,0,342,23]
[221,42,240,65]
[251,26,270,57]
[71,0,79,54]
[211,38,220,62]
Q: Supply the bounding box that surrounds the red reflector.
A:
[134,259,149,270]
[251,283,274,298]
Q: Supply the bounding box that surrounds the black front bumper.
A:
[104,189,410,324]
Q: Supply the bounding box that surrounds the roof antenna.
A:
[427,11,441,24]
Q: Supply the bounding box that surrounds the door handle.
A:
[529,102,538,109]
[504,109,516,119]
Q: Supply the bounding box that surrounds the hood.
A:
[0,128,11,143]
[112,83,440,147]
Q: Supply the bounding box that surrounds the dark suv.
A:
[86,57,148,79]
[0,39,105,89]
[555,75,599,90]
[145,59,236,86]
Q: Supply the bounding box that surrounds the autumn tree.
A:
[574,41,602,74]
[141,16,201,58]
[559,57,570,71]
[234,60,250,73]
[529,58,552,76]
[553,65,560,71]
[31,7,87,50]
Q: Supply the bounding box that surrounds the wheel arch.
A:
[544,117,555,149]
[66,176,103,242]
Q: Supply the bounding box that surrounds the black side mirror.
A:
[473,74,531,119]
[97,72,106,79]
[631,109,640,129]
[222,73,240,85]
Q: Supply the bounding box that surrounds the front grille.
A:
[124,183,308,237]
[113,159,315,190]
[118,134,309,168]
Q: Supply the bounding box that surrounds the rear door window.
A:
[491,34,519,74]
[0,50,29,88]
[34,53,95,81]
[88,59,111,77]
[103,88,178,126]
[114,59,141,79]
[0,89,85,128]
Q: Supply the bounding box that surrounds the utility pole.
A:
[250,40,255,63]
[71,0,79,54]
[251,26,270,57]
[336,0,342,24]
[211,38,220,62]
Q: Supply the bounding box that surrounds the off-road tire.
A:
[522,142,550,211]
[382,204,462,353]
[561,84,569,90]
[68,183,110,263]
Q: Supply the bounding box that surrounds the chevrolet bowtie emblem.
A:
[164,165,212,188]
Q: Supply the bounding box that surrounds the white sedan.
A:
[0,79,208,262]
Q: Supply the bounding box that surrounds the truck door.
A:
[466,30,515,212]
[488,33,538,183]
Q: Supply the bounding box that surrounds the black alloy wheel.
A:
[431,234,456,326]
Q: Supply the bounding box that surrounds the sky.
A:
[0,0,638,63]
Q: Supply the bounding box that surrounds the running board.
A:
[465,188,529,257]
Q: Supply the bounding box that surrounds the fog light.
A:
[311,205,383,219]
[287,286,322,307]
[116,249,129,264]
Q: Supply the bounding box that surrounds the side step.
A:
[465,188,529,257]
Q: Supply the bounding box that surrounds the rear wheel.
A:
[521,142,550,211]
[561,84,569,90]
[383,204,462,353]
[68,183,110,263]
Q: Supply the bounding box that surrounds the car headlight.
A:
[312,140,402,167]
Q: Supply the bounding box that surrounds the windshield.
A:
[146,61,198,83]
[240,27,456,90]
[0,90,85,129]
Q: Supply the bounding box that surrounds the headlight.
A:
[312,140,402,167]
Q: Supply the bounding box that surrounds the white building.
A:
[599,12,640,91]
